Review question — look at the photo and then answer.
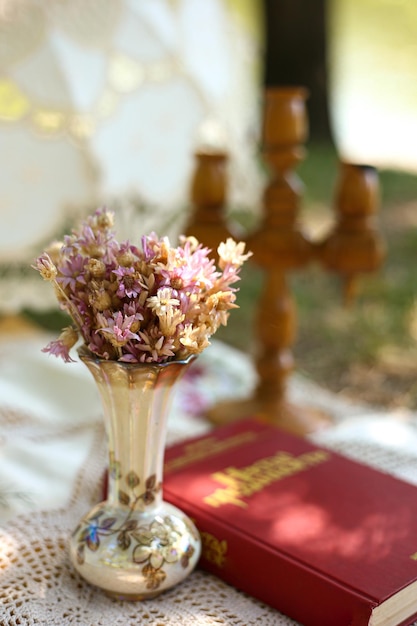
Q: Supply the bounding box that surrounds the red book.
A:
[163,417,417,626]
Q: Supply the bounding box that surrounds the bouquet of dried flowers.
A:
[34,208,251,364]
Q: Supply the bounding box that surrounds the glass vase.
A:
[69,346,201,600]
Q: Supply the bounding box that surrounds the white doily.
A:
[1,336,417,625]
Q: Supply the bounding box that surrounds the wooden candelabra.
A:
[185,87,385,436]
[184,151,240,247]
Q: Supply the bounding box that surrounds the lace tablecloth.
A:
[1,334,417,625]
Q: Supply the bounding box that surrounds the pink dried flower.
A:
[41,326,78,363]
[98,311,140,348]
[57,255,87,292]
[33,253,57,282]
[113,266,142,299]
[33,208,251,364]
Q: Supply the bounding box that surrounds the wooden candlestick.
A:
[319,162,385,304]
[185,151,239,252]
[247,87,331,433]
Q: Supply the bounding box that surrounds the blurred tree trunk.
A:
[263,0,332,141]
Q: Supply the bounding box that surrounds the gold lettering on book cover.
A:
[200,531,228,568]
[410,552,417,560]
[165,431,257,472]
[204,450,330,508]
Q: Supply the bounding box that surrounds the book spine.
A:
[164,487,374,626]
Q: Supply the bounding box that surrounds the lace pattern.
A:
[2,337,417,624]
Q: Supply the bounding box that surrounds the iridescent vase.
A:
[69,346,201,600]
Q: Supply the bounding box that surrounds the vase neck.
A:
[79,350,194,512]
[106,401,165,511]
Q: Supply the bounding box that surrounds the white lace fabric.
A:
[1,335,417,625]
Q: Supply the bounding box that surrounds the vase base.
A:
[70,500,201,601]
[105,589,162,602]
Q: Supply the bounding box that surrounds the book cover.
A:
[163,417,417,626]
